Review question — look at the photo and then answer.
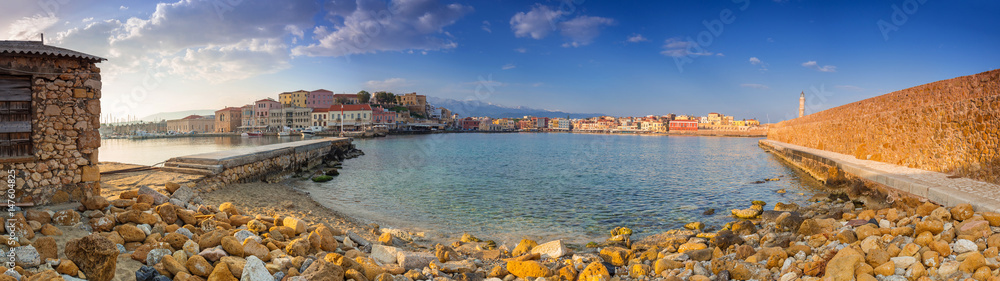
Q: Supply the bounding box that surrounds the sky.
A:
[3,0,999,122]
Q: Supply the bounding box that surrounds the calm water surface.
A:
[100,136,310,165]
[293,133,826,245]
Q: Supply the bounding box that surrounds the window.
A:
[0,76,32,159]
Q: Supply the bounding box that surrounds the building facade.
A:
[268,107,313,129]
[214,107,242,133]
[397,92,428,117]
[669,120,698,131]
[279,90,309,108]
[328,104,372,130]
[372,106,396,129]
[167,115,215,133]
[307,89,334,109]
[0,41,104,205]
[240,104,255,132]
[254,98,281,131]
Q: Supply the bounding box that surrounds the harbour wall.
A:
[768,68,1000,185]
[162,138,360,192]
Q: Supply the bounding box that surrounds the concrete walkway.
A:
[761,140,1000,213]
[164,138,349,173]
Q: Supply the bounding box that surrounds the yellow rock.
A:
[653,259,682,275]
[677,242,707,253]
[824,248,864,281]
[506,260,552,278]
[628,264,650,278]
[598,247,632,266]
[578,262,610,281]
[512,239,538,257]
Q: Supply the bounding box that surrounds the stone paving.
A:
[762,140,1000,213]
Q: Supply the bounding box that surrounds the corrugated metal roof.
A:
[0,40,105,62]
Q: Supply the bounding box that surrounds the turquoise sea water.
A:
[297,133,826,245]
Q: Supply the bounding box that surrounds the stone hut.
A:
[0,40,105,205]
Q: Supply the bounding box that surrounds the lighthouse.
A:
[798,91,805,118]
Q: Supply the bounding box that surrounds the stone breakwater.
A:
[767,68,1000,185]
[2,175,999,280]
[163,138,362,193]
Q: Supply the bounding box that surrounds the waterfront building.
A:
[254,98,281,131]
[329,104,373,131]
[333,93,360,105]
[0,41,105,205]
[167,115,215,133]
[311,108,330,127]
[372,106,396,129]
[397,92,428,117]
[279,90,309,108]
[642,121,667,133]
[214,107,242,133]
[268,107,313,130]
[479,118,501,131]
[669,120,698,131]
[460,117,480,130]
[307,89,334,109]
[239,104,255,132]
[549,118,571,131]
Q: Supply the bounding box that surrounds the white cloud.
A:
[716,53,724,57]
[365,78,412,91]
[510,4,613,47]
[558,16,615,47]
[835,85,864,91]
[481,20,491,33]
[163,39,290,82]
[510,4,562,39]
[659,38,713,57]
[749,57,762,65]
[626,33,648,43]
[501,63,516,70]
[802,61,837,72]
[514,47,527,53]
[7,15,59,40]
[49,0,319,82]
[293,0,472,57]
[120,6,128,10]
[741,83,770,90]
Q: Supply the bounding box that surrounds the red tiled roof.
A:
[312,108,330,113]
[329,104,372,111]
[333,94,358,98]
[216,107,242,112]
[311,89,333,93]
[255,98,277,103]
[181,115,203,120]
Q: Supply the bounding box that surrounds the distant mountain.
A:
[427,97,603,119]
[140,109,218,122]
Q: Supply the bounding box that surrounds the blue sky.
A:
[3,0,999,121]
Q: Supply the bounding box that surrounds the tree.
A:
[357,90,371,104]
[374,91,397,104]
[335,96,348,105]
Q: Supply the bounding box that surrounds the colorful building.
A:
[268,107,313,130]
[372,106,396,129]
[397,92,428,117]
[214,107,242,133]
[240,104,255,132]
[254,98,281,131]
[669,120,698,131]
[311,108,330,127]
[279,90,309,108]
[329,104,373,130]
[307,89,334,109]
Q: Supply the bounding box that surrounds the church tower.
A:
[798,91,805,118]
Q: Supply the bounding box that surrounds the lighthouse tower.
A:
[798,91,805,118]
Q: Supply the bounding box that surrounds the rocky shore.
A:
[2,170,1000,281]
